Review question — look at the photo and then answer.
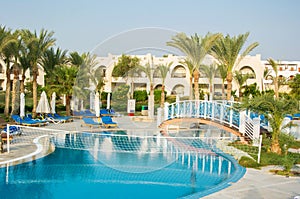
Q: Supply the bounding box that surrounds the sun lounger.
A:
[101,116,118,128]
[25,114,48,123]
[100,109,111,117]
[11,115,47,126]
[51,113,73,122]
[83,110,96,117]
[82,117,102,128]
[1,125,22,135]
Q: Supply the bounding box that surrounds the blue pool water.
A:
[0,132,245,199]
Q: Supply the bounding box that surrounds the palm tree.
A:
[167,32,221,100]
[42,47,68,78]
[9,31,22,115]
[20,29,56,117]
[156,62,172,107]
[267,58,280,99]
[1,28,17,116]
[210,32,259,101]
[53,65,78,116]
[0,26,14,52]
[180,59,194,100]
[240,94,297,154]
[217,64,227,100]
[136,60,155,119]
[233,70,250,101]
[262,67,271,92]
[200,64,218,101]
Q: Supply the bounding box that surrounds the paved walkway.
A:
[203,166,300,199]
[1,116,299,198]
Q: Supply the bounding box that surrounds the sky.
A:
[1,0,300,60]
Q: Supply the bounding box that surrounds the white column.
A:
[106,93,111,109]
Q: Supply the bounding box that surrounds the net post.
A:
[7,124,10,153]
[257,135,263,163]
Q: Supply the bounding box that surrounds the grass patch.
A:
[229,135,300,172]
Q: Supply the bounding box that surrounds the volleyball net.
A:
[1,123,261,169]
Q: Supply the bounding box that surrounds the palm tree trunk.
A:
[66,95,71,116]
[271,129,282,154]
[20,71,26,93]
[193,70,200,100]
[130,80,134,99]
[4,63,11,117]
[32,66,38,118]
[209,82,213,101]
[226,72,233,101]
[148,84,154,119]
[160,85,165,108]
[11,67,20,115]
[189,76,193,100]
[274,77,279,99]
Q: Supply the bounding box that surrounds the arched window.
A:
[154,84,162,90]
[239,66,256,79]
[171,84,184,95]
[171,65,186,78]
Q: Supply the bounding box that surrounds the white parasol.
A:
[20,92,25,118]
[51,92,56,114]
[36,91,51,114]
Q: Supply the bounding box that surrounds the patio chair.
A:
[101,116,118,128]
[81,117,102,128]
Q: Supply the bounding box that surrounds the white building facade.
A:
[96,53,300,99]
[1,54,299,99]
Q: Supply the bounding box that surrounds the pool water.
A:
[0,133,245,199]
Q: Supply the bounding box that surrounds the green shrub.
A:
[154,90,166,103]
[166,95,176,103]
[133,90,148,102]
[239,156,260,168]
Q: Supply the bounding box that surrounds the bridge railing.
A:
[163,100,261,145]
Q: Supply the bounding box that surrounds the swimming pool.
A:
[0,130,245,199]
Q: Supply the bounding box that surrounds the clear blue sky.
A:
[1,0,300,60]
